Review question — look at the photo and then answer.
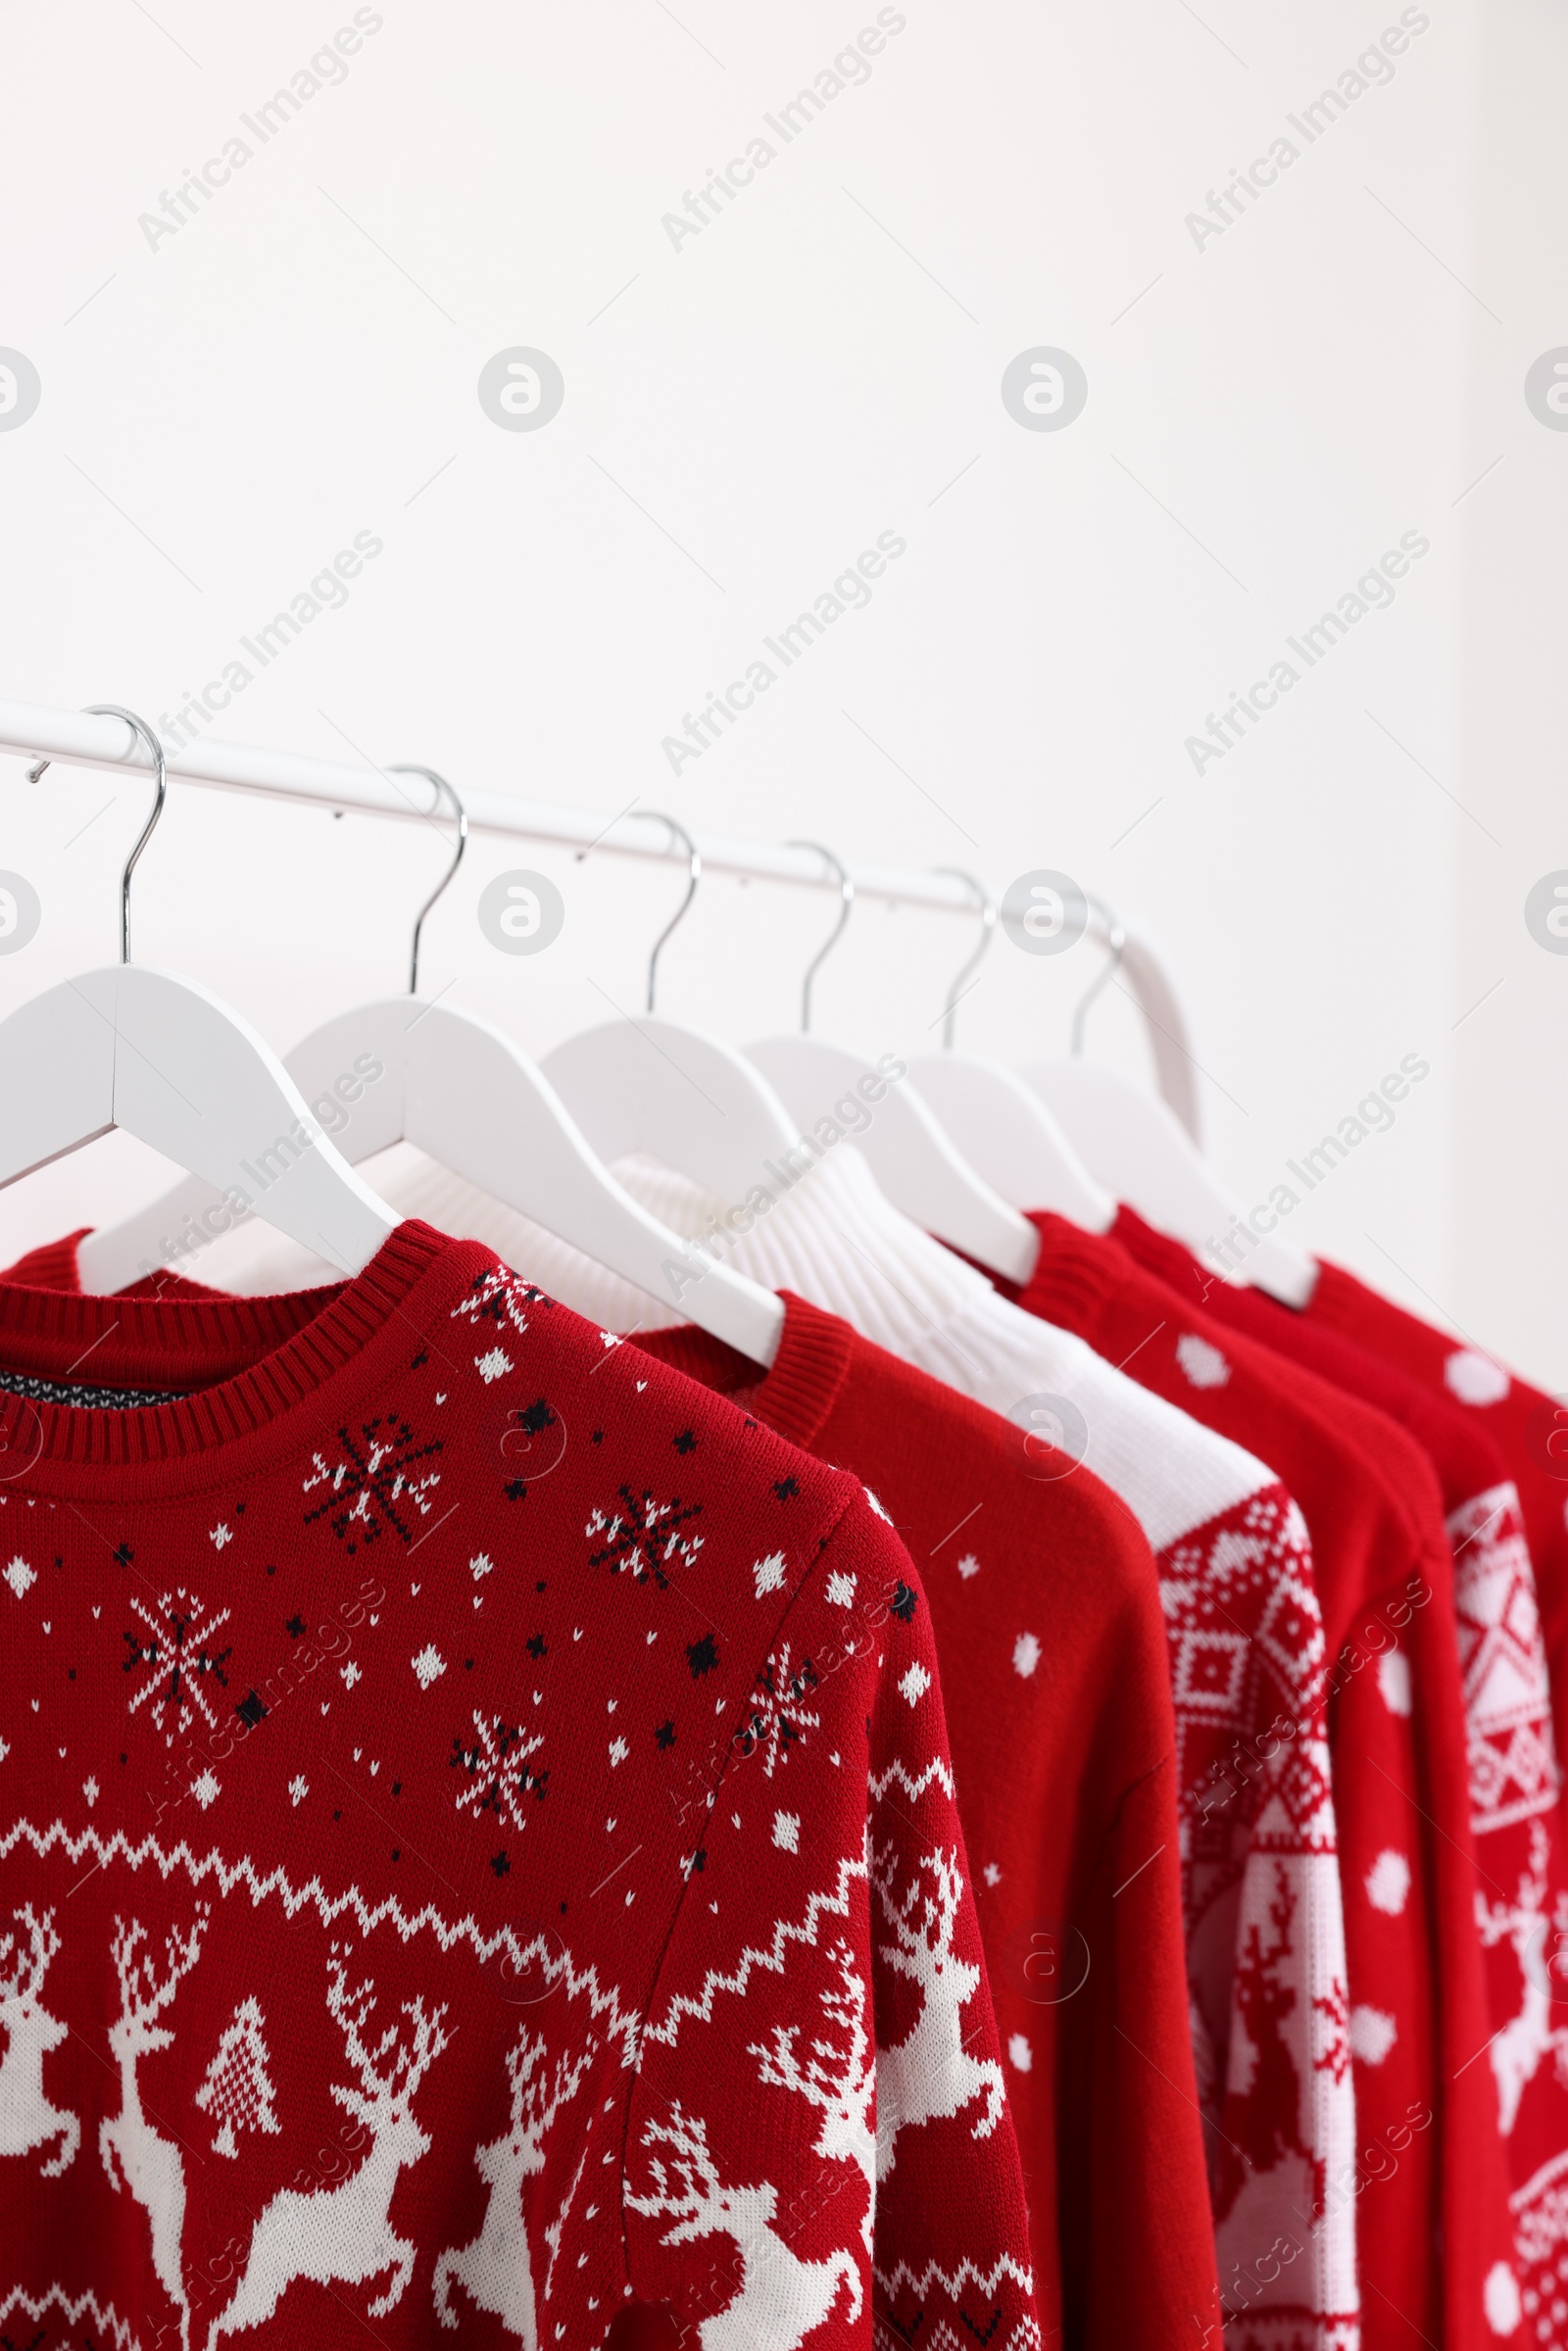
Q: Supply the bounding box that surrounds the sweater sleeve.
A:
[1327,1549,1517,2347]
[623,1491,1039,2349]
[1057,1748,1223,2345]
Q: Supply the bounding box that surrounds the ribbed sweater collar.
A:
[1014,1208,1144,1336]
[631,1290,857,1452]
[0,1219,452,1491]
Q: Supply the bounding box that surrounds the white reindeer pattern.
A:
[100,1907,211,2351]
[432,2027,597,2341]
[207,1947,450,2347]
[627,2104,861,2350]
[873,1844,1005,2181]
[751,1939,876,2248]
[1476,1818,1568,2134]
[0,1905,78,2177]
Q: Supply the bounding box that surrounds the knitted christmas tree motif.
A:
[584,1487,704,1591]
[195,1997,282,2158]
[301,1417,443,1552]
[121,1586,233,1744]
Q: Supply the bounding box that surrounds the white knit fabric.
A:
[219,1141,1281,1557]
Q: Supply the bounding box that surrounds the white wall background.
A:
[0,0,1558,1383]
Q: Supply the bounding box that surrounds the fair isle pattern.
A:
[1512,2147,1568,2338]
[1450,1483,1562,1837]
[1157,1482,1357,2349]
[872,2329,1041,2351]
[1225,2319,1360,2351]
[0,1234,1038,2351]
[1450,1484,1568,2341]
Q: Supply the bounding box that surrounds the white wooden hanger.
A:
[907,871,1115,1233]
[743,847,1040,1284]
[1023,904,1318,1307]
[79,770,784,1363]
[541,814,818,1195]
[1,707,398,1275]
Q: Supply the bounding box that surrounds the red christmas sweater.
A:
[0,1228,1357,2347]
[1116,1210,1568,2347]
[1006,1213,1517,2351]
[626,1294,1222,2350]
[1291,1260,1568,1787]
[0,1223,1039,2351]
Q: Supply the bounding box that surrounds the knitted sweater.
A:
[1294,1258,1568,1781]
[1114,1208,1568,2348]
[1012,1212,1517,2351]
[0,1222,1038,2351]
[630,1292,1222,2348]
[172,1148,1359,2348]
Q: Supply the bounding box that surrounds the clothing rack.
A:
[0,692,1202,1141]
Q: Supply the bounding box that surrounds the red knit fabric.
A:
[1010,1213,1516,2351]
[0,1225,1039,2351]
[1298,1260,1568,1767]
[2,1229,227,1301]
[630,1296,1222,2350]
[1114,1208,1568,2343]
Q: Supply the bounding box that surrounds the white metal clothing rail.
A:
[0,693,1203,1140]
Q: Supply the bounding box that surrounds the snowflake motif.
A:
[585,1486,705,1591]
[451,1711,549,1833]
[450,1263,545,1349]
[753,1551,787,1599]
[1348,2003,1397,2067]
[122,1587,233,1744]
[3,1555,34,1599]
[737,1642,821,1777]
[302,1417,443,1551]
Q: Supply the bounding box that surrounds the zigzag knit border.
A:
[872,2250,1036,2302]
[641,1850,868,2051]
[0,1814,644,2061]
[1,2280,145,2351]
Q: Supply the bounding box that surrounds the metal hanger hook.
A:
[27,704,167,965]
[1071,897,1126,1055]
[933,868,996,1049]
[643,812,700,1013]
[787,840,855,1034]
[389,765,467,997]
